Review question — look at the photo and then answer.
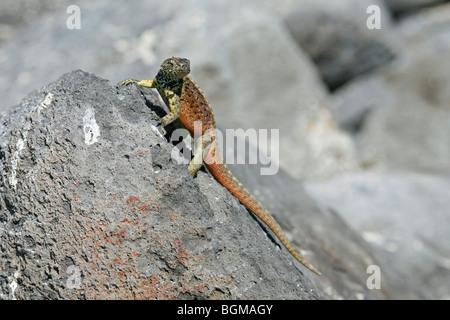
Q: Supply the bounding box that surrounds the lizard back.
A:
[179,76,216,137]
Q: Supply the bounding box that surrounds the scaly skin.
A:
[118,57,321,275]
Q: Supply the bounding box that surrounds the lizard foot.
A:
[153,115,167,135]
[157,122,167,136]
[117,78,138,88]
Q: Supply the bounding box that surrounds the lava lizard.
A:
[117,57,321,275]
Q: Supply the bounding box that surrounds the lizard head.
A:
[158,57,191,81]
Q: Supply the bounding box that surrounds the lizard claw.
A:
[154,115,167,135]
[157,122,167,136]
[117,79,138,88]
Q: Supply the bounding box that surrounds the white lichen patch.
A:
[9,270,20,300]
[9,132,28,189]
[83,107,100,145]
[38,92,54,114]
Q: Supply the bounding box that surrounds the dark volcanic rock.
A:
[0,71,390,299]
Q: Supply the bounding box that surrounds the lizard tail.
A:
[205,161,321,276]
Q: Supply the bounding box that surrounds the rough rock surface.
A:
[0,71,390,299]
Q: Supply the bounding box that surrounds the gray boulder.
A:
[0,71,390,299]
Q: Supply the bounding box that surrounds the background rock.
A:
[0,0,71,44]
[304,170,450,299]
[383,0,448,16]
[285,0,396,90]
[332,3,450,171]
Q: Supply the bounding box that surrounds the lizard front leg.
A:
[117,78,155,88]
[158,87,181,135]
[188,136,206,176]
[118,79,179,134]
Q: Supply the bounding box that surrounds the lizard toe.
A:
[117,79,138,87]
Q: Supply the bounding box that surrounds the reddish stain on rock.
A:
[139,150,150,156]
[131,251,140,258]
[126,196,141,203]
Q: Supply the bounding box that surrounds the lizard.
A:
[117,57,321,276]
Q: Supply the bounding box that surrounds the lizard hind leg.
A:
[188,133,218,176]
[188,136,208,176]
